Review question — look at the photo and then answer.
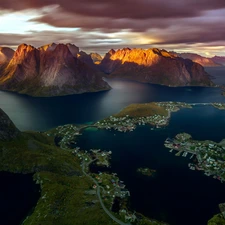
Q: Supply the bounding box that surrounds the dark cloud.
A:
[0,0,225,55]
[1,0,225,19]
[147,18,225,45]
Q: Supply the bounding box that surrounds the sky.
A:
[0,0,225,56]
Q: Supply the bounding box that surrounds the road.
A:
[82,160,131,225]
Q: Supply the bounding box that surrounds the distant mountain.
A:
[100,48,214,87]
[0,108,20,141]
[0,43,110,97]
[90,53,103,64]
[211,56,225,66]
[172,52,221,67]
[0,47,14,64]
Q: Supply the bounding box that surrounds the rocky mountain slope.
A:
[0,47,14,65]
[0,43,110,97]
[100,48,214,87]
[173,52,221,67]
[0,108,20,141]
[211,56,225,66]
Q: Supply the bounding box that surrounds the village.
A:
[94,102,194,132]
[164,132,225,182]
[212,102,225,110]
[45,124,138,223]
[72,146,136,223]
[94,114,167,132]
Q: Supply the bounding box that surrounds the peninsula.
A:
[164,133,225,182]
[94,102,225,132]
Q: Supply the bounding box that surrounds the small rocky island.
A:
[137,168,156,177]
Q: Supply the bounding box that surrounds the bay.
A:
[77,106,225,225]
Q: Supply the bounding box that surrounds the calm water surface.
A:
[0,76,224,131]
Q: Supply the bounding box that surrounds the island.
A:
[137,168,156,177]
[93,102,225,132]
[94,102,192,132]
[164,133,225,182]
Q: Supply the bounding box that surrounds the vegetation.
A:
[208,214,225,225]
[0,132,116,225]
[113,103,168,118]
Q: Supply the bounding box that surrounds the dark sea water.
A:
[0,77,224,131]
[0,172,40,225]
[0,68,225,225]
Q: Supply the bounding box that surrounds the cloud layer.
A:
[0,0,225,56]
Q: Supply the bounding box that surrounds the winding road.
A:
[82,160,131,225]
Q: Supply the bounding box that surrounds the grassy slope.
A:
[208,214,225,225]
[113,102,168,118]
[0,132,116,225]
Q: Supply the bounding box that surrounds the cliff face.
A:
[77,51,97,70]
[0,108,20,141]
[173,53,221,67]
[100,48,214,87]
[0,43,110,96]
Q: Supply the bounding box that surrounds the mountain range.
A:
[0,44,217,96]
[172,52,225,67]
[0,43,110,96]
[99,48,213,87]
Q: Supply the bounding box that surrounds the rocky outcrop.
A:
[90,53,102,64]
[173,52,221,67]
[100,48,214,87]
[0,108,20,141]
[0,43,111,97]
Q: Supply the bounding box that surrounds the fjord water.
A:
[0,68,225,225]
[0,172,40,225]
[0,77,224,131]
